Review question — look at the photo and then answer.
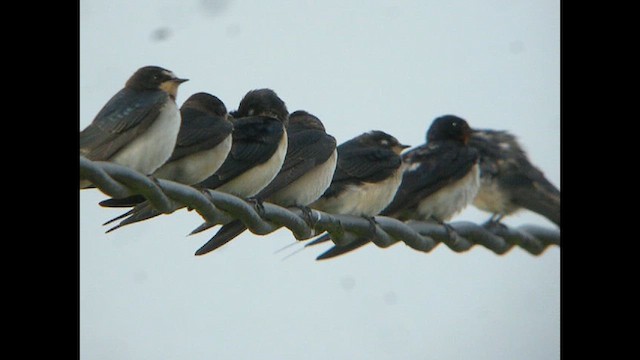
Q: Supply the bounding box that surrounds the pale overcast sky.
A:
[80,1,560,359]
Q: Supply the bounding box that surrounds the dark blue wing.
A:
[381,141,478,217]
[469,129,560,225]
[256,129,336,199]
[167,108,233,162]
[321,143,401,199]
[80,88,168,161]
[196,116,284,189]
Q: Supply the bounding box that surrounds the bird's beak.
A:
[160,77,189,97]
[393,143,411,154]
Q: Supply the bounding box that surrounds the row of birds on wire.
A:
[80,65,560,259]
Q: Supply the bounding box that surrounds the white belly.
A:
[416,164,480,221]
[268,149,338,207]
[473,177,520,216]
[216,131,288,198]
[111,101,181,175]
[311,163,405,217]
[152,134,232,185]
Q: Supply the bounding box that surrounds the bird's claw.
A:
[482,214,507,230]
[366,216,378,237]
[432,216,458,241]
[247,197,265,217]
[297,205,317,229]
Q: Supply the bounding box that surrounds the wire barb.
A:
[80,156,560,257]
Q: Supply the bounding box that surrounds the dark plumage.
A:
[99,92,233,207]
[468,129,560,227]
[309,130,409,217]
[80,66,188,188]
[316,115,480,260]
[103,88,290,233]
[196,89,289,196]
[194,110,338,255]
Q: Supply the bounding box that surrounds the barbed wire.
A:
[80,156,560,256]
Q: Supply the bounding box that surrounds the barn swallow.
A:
[309,130,409,222]
[80,65,188,188]
[194,110,338,255]
[103,88,289,231]
[468,128,560,227]
[305,131,409,260]
[196,88,289,196]
[98,92,233,207]
[316,115,480,260]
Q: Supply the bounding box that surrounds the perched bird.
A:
[103,88,289,231]
[152,93,233,184]
[99,92,233,207]
[316,115,480,260]
[196,88,289,197]
[307,130,409,244]
[193,110,338,255]
[468,128,560,227]
[80,65,188,188]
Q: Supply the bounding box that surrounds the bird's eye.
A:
[452,122,458,127]
[380,139,389,146]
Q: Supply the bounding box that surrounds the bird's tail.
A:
[316,238,371,260]
[99,194,147,208]
[104,202,163,233]
[513,179,560,227]
[304,233,333,247]
[194,220,248,255]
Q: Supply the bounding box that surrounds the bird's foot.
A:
[247,197,266,217]
[296,205,317,229]
[432,216,458,241]
[365,216,378,237]
[482,214,507,230]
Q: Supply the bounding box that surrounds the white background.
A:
[80,1,560,359]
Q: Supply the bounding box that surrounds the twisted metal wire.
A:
[80,156,560,256]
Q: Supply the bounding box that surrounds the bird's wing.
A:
[382,142,478,216]
[469,129,560,225]
[321,146,402,199]
[167,108,233,162]
[256,129,336,199]
[80,89,168,160]
[196,116,284,189]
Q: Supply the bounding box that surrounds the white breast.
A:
[268,149,338,207]
[416,164,480,221]
[152,134,232,185]
[110,101,181,175]
[215,131,288,198]
[311,163,405,217]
